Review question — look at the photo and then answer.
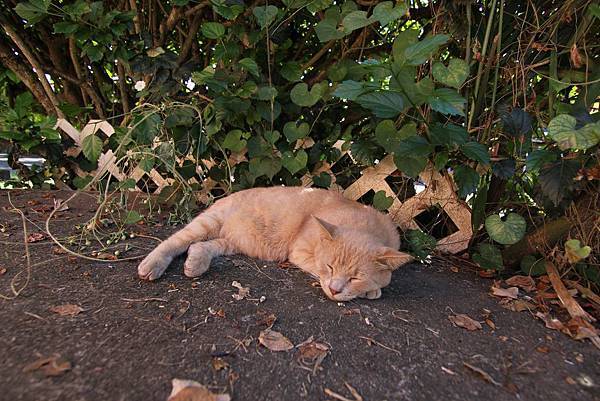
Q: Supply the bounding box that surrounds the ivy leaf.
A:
[428,88,466,116]
[82,134,103,162]
[315,18,346,42]
[281,150,308,174]
[432,59,469,89]
[396,135,434,159]
[222,129,247,152]
[460,141,490,165]
[249,156,282,180]
[350,140,378,165]
[406,229,437,261]
[290,82,325,107]
[253,5,279,29]
[375,120,416,153]
[403,34,449,66]
[392,29,420,64]
[372,190,394,211]
[263,130,281,145]
[239,58,260,77]
[139,155,155,172]
[492,159,516,178]
[201,22,226,39]
[526,149,557,172]
[548,114,600,150]
[429,123,468,147]
[393,155,427,178]
[356,91,405,118]
[520,255,547,276]
[342,11,375,32]
[373,1,407,27]
[333,80,369,101]
[453,165,480,198]
[124,210,143,225]
[501,108,532,137]
[538,159,579,206]
[485,213,526,245]
[283,121,310,142]
[280,62,302,82]
[312,172,332,188]
[472,243,504,271]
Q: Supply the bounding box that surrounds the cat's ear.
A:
[375,248,414,270]
[311,215,337,240]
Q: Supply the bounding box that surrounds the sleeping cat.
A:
[137,186,413,301]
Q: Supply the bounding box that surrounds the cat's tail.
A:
[137,210,223,280]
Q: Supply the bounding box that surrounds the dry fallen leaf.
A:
[535,312,566,332]
[491,286,519,299]
[0,267,6,276]
[167,379,230,401]
[448,313,482,331]
[258,328,294,351]
[570,43,583,68]
[231,281,250,301]
[53,198,69,212]
[26,232,46,243]
[211,357,229,371]
[463,362,500,386]
[505,275,536,292]
[96,252,117,260]
[450,266,459,273]
[485,318,496,330]
[296,337,329,374]
[499,298,536,312]
[23,354,71,377]
[49,304,84,316]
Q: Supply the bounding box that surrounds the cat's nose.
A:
[328,285,340,296]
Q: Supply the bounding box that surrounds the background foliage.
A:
[0,0,599,284]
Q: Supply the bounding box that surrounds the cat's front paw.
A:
[183,247,211,278]
[138,251,171,281]
[360,288,382,300]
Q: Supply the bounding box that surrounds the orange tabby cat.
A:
[138,186,413,300]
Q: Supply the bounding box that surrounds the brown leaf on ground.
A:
[0,267,6,276]
[535,312,567,332]
[231,281,250,300]
[491,286,519,299]
[26,232,46,243]
[296,337,329,374]
[23,354,71,377]
[49,304,84,316]
[211,357,229,371]
[505,275,536,292]
[167,379,230,401]
[500,298,537,312]
[258,328,294,351]
[96,252,117,260]
[448,313,482,331]
[51,246,67,255]
[463,362,500,386]
[567,317,600,341]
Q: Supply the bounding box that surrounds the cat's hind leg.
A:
[138,211,222,280]
[183,238,235,278]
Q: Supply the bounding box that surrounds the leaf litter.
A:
[258,328,294,351]
[231,281,250,300]
[23,354,71,377]
[167,378,230,401]
[49,304,84,316]
[295,336,329,375]
[448,313,482,331]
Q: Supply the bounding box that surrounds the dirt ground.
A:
[0,190,598,401]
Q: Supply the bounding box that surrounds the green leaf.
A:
[124,210,143,225]
[526,149,557,172]
[283,121,310,142]
[404,34,449,66]
[264,130,281,145]
[290,82,325,107]
[312,172,332,188]
[342,11,375,32]
[538,159,579,206]
[548,114,600,150]
[53,21,79,34]
[429,123,468,147]
[249,156,282,179]
[472,243,504,271]
[428,88,466,116]
[239,58,259,77]
[139,155,155,172]
[14,0,49,23]
[393,154,427,178]
[333,80,369,101]
[565,239,592,264]
[306,0,332,13]
[82,134,103,162]
[375,120,416,153]
[201,22,226,39]
[280,62,302,82]
[501,109,532,137]
[356,91,405,118]
[222,129,247,152]
[257,86,278,101]
[281,150,308,174]
[315,18,345,42]
[395,135,433,158]
[392,29,420,64]
[520,255,547,276]
[405,229,437,261]
[460,141,490,165]
[372,190,394,211]
[373,1,407,27]
[432,59,469,89]
[132,113,161,144]
[453,165,479,198]
[73,175,93,189]
[350,140,379,165]
[485,213,526,245]
[253,5,279,29]
[84,44,104,62]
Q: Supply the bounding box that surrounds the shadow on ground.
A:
[0,191,598,401]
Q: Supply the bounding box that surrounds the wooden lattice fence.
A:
[55,119,472,254]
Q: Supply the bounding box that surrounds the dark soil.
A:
[1,190,598,401]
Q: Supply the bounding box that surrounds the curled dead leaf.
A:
[463,362,500,386]
[231,281,250,301]
[491,286,519,299]
[570,43,583,68]
[505,275,536,292]
[258,328,294,351]
[49,304,84,316]
[0,267,6,276]
[535,312,566,332]
[211,357,229,371]
[499,298,536,312]
[23,354,71,377]
[167,379,230,401]
[96,252,117,260]
[296,337,329,374]
[448,313,482,331]
[26,232,46,243]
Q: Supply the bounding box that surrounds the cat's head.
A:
[311,216,413,301]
